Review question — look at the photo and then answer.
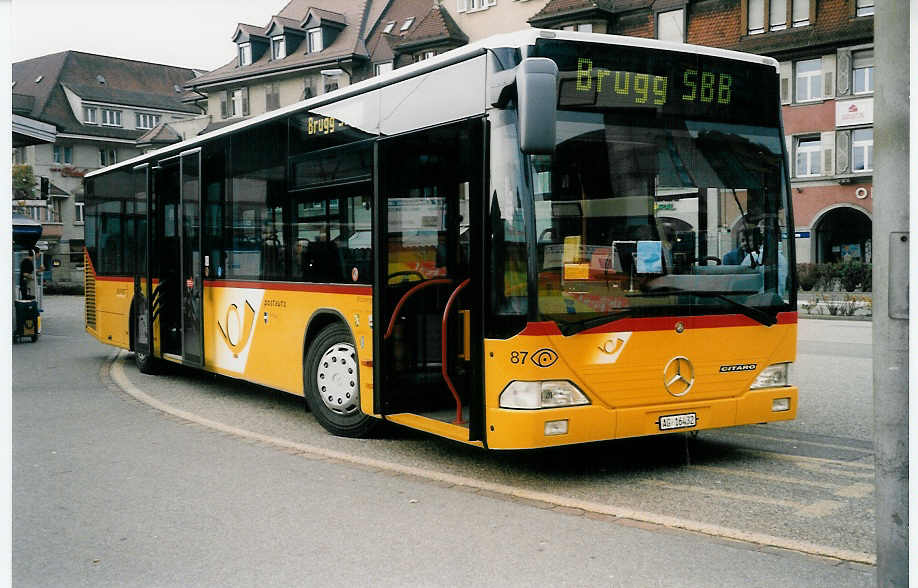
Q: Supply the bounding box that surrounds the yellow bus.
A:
[83,30,798,449]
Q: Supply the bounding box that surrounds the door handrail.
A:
[383,278,453,340]
[441,278,471,425]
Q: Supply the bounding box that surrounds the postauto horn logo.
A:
[217,300,257,357]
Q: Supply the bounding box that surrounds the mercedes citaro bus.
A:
[83,29,797,450]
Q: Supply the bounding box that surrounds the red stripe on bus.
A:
[94,276,134,283]
[204,280,372,295]
[579,311,797,334]
[519,322,563,335]
[519,311,796,336]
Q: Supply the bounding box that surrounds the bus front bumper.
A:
[485,386,798,450]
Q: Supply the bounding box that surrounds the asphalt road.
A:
[13,296,875,586]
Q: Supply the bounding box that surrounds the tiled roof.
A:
[136,122,183,146]
[189,0,373,89]
[393,4,468,49]
[530,0,616,21]
[303,7,348,27]
[365,0,432,63]
[66,83,198,114]
[11,51,201,139]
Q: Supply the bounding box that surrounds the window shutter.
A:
[821,54,836,98]
[242,88,249,116]
[821,131,835,176]
[220,91,228,119]
[785,136,794,176]
[779,62,792,104]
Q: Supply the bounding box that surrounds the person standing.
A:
[19,250,35,299]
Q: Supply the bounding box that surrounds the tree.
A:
[12,164,37,199]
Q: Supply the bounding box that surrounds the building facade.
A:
[11,51,202,287]
[527,0,874,263]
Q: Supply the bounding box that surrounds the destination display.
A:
[535,38,780,126]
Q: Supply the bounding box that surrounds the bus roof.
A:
[86,29,778,179]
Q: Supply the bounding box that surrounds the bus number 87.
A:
[682,70,732,105]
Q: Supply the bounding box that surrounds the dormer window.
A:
[83,106,97,124]
[308,28,323,53]
[239,43,252,66]
[272,36,286,60]
[401,17,415,31]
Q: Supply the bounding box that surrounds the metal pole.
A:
[872,1,909,585]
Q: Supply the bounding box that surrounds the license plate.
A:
[659,412,696,431]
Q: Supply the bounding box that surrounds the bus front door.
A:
[374,120,484,439]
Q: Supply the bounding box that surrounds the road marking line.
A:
[737,448,875,470]
[725,431,873,454]
[691,465,842,491]
[109,352,876,566]
[643,479,844,519]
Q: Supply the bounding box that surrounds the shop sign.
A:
[836,98,873,127]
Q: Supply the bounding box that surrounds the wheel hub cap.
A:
[316,343,359,416]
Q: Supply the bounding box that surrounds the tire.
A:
[134,348,160,374]
[303,323,377,438]
[30,334,38,343]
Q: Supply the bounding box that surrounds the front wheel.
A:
[304,323,378,438]
[134,349,160,374]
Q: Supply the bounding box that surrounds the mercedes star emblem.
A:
[663,356,695,397]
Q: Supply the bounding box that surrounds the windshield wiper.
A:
[558,308,634,336]
[634,288,777,326]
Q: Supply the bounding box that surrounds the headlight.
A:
[750,363,790,389]
[499,380,590,409]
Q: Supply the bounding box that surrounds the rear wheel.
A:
[304,323,377,437]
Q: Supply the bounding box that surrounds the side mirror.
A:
[515,57,558,154]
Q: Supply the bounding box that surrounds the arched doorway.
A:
[813,206,872,263]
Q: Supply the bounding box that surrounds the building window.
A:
[308,29,323,53]
[239,43,252,66]
[795,137,822,176]
[83,107,97,124]
[135,113,161,130]
[53,145,73,165]
[324,78,339,94]
[416,51,436,62]
[657,9,684,42]
[13,147,26,164]
[851,128,873,172]
[458,0,495,11]
[383,21,396,34]
[401,17,415,31]
[231,88,249,117]
[852,50,874,94]
[99,148,117,167]
[792,0,809,26]
[272,36,286,60]
[795,58,822,102]
[74,202,85,224]
[748,0,765,33]
[562,23,594,33]
[101,109,122,127]
[856,0,874,16]
[266,83,280,111]
[769,0,787,30]
[375,62,393,76]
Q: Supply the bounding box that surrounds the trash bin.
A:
[14,299,40,343]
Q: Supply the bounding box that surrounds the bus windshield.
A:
[489,39,793,333]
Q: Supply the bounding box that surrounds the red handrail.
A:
[384,278,453,340]
[441,278,471,425]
